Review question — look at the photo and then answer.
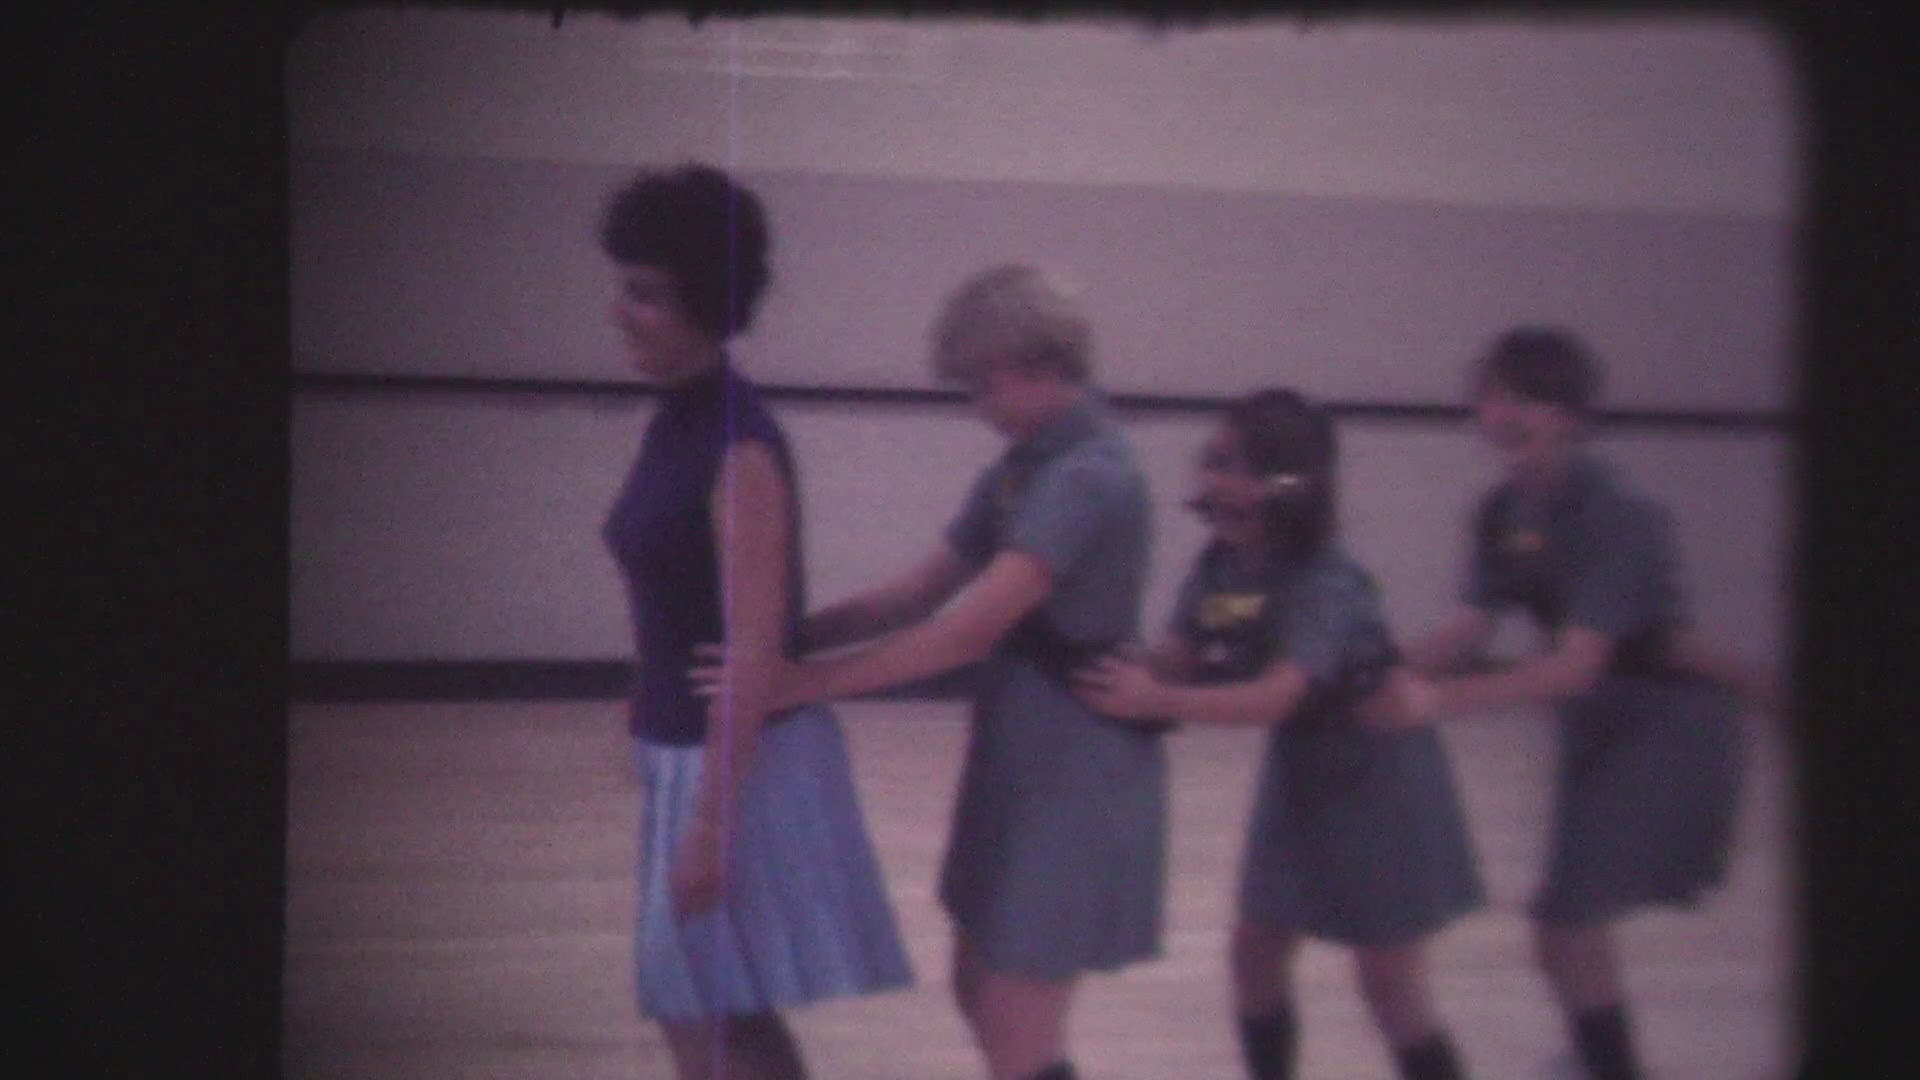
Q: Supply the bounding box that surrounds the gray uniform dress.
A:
[938,392,1166,979]
[1466,454,1743,924]
[1175,543,1485,945]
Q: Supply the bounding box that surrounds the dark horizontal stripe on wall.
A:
[293,370,1796,433]
[290,659,981,702]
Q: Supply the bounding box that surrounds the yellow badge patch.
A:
[1197,592,1266,629]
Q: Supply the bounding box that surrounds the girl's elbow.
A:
[956,628,1004,667]
[918,620,998,672]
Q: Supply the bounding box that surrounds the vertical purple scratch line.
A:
[710,19,746,1080]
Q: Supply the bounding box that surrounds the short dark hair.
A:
[1225,387,1337,558]
[598,163,770,340]
[1473,326,1602,416]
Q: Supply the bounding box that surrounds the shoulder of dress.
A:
[1038,436,1138,484]
[1296,547,1377,595]
[1572,475,1667,530]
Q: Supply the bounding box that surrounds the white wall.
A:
[287,9,1798,670]
[288,10,1797,214]
[293,153,1794,407]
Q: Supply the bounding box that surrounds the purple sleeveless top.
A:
[603,364,803,745]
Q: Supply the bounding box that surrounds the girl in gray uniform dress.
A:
[695,264,1161,1080]
[1074,389,1482,1080]
[1396,328,1748,1080]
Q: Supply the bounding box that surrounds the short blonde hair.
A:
[929,264,1091,384]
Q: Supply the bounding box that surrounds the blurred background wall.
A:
[285,9,1797,690]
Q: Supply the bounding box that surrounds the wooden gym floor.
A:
[284,700,1794,1079]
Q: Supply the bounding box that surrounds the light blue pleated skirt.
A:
[632,705,914,1020]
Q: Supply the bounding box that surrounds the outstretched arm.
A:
[1074,651,1311,728]
[1399,606,1497,675]
[1428,624,1614,715]
[798,548,973,654]
[1668,627,1787,715]
[784,548,1051,704]
[1366,607,1500,730]
[696,547,1053,710]
[1142,635,1200,683]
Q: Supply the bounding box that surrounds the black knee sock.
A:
[722,1014,807,1080]
[1021,1063,1076,1080]
[1395,1032,1467,1080]
[1571,1003,1641,1080]
[1237,1006,1299,1080]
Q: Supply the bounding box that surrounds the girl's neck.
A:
[1513,444,1578,497]
[1220,533,1281,571]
